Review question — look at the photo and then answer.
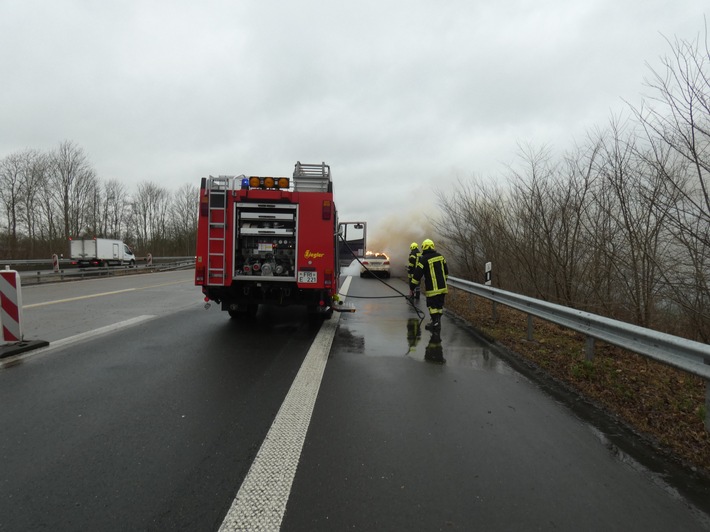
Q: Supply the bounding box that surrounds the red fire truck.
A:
[195,161,340,318]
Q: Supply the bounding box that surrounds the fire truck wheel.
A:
[307,305,334,320]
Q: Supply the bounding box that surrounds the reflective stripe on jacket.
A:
[411,249,448,296]
[407,249,420,279]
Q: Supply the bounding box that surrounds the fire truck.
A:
[195,161,340,318]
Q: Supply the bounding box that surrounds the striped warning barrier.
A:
[0,270,23,343]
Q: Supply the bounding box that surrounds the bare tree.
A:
[0,151,25,255]
[18,150,50,257]
[630,29,710,339]
[130,181,171,254]
[102,179,131,239]
[49,140,98,240]
[593,117,674,327]
[504,143,561,299]
[434,180,483,278]
[169,183,199,256]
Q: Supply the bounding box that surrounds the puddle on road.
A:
[334,313,516,375]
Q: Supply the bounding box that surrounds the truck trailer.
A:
[195,161,340,318]
[69,238,137,267]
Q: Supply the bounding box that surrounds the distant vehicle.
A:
[69,238,137,268]
[360,252,390,278]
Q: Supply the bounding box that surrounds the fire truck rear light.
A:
[322,200,332,220]
[200,195,208,217]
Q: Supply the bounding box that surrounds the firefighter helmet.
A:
[410,242,418,250]
[422,239,435,250]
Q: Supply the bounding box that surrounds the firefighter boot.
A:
[425,314,440,331]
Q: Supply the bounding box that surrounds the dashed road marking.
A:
[0,315,156,369]
[23,288,136,308]
[23,279,191,309]
[219,276,352,531]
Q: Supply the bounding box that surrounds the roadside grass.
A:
[447,288,710,477]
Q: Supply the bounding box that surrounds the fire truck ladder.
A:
[206,176,230,283]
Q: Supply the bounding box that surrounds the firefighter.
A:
[407,242,421,301]
[410,238,448,331]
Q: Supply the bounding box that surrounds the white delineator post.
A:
[0,269,23,343]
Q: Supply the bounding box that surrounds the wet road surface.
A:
[1,271,709,530]
[282,274,710,531]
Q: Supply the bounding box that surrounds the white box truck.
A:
[69,238,137,267]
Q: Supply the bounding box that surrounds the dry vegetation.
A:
[447,288,710,477]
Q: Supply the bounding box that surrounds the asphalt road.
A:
[1,270,709,530]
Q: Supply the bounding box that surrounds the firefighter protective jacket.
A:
[411,248,448,297]
[407,248,420,279]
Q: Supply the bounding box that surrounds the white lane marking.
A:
[23,288,137,309]
[0,315,156,369]
[23,279,192,309]
[219,276,353,532]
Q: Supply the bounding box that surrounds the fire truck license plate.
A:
[298,271,318,283]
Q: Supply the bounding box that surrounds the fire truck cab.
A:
[195,161,339,318]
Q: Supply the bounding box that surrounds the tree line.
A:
[0,141,198,259]
[435,33,710,342]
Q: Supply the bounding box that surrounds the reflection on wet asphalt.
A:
[328,274,710,525]
[335,277,514,374]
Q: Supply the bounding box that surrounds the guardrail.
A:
[447,276,710,429]
[4,257,195,285]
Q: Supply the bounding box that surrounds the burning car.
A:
[360,252,390,278]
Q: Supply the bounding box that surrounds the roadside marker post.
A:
[0,268,49,359]
[0,269,23,344]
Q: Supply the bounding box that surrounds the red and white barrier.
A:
[0,269,23,344]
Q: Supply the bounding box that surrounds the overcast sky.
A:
[1,0,707,246]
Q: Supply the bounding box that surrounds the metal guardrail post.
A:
[527,315,533,341]
[585,336,595,361]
